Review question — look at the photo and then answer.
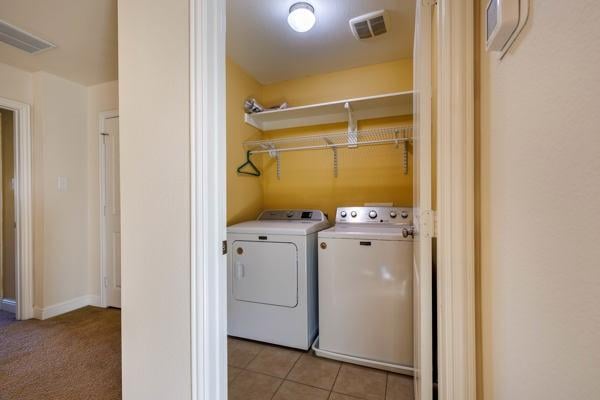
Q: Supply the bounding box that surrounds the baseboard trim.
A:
[33,295,101,320]
[0,298,17,313]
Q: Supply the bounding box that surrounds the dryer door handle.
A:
[235,262,245,279]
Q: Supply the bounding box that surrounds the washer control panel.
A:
[335,207,412,224]
[258,209,327,222]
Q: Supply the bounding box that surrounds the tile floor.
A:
[228,336,414,400]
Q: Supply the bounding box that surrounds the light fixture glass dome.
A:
[287,2,316,33]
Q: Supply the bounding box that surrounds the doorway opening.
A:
[215,1,435,399]
[0,97,33,322]
[99,111,121,309]
[0,108,16,325]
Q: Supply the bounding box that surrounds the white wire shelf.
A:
[244,91,413,131]
[243,126,413,155]
[239,126,413,179]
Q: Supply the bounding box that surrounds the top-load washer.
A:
[314,206,414,374]
[227,209,329,350]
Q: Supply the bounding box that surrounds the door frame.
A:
[436,1,476,399]
[99,110,119,308]
[0,96,33,320]
[189,0,476,399]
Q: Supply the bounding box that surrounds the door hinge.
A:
[423,0,437,6]
[421,209,437,239]
[222,240,228,255]
[103,276,108,288]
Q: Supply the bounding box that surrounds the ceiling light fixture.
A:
[287,2,316,33]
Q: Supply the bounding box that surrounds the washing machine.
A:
[227,209,329,350]
[314,206,414,374]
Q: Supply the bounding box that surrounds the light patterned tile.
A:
[228,370,282,400]
[246,345,302,378]
[332,364,387,400]
[272,381,330,400]
[227,337,265,368]
[329,393,360,400]
[287,353,341,390]
[386,373,413,400]
[228,366,243,383]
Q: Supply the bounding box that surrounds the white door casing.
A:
[436,1,477,399]
[0,97,33,321]
[413,0,434,399]
[100,112,121,308]
[190,0,228,398]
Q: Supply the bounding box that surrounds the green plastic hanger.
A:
[237,151,261,177]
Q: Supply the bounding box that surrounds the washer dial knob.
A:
[287,211,294,218]
[351,211,358,218]
[369,210,378,219]
[390,211,397,218]
[401,210,409,219]
[340,211,347,218]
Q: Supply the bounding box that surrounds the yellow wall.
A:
[261,59,412,106]
[227,59,413,222]
[260,59,413,220]
[227,61,263,224]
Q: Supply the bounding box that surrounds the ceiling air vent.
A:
[0,19,55,54]
[349,10,390,40]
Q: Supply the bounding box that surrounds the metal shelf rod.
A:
[248,137,412,155]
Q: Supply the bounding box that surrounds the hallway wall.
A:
[118,0,192,398]
[478,1,600,399]
[0,61,118,317]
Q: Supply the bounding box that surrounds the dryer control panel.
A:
[335,207,412,224]
[258,209,327,222]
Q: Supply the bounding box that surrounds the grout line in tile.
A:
[329,360,344,394]
[268,349,305,399]
[330,391,367,400]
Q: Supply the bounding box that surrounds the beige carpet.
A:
[0,310,15,329]
[0,306,121,400]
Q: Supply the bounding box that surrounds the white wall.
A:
[0,61,118,315]
[87,81,119,297]
[479,1,600,399]
[33,71,89,308]
[118,0,191,398]
[0,62,33,105]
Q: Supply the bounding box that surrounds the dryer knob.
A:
[287,211,294,218]
[340,211,347,218]
[369,210,378,219]
[401,210,409,219]
[390,211,397,218]
[351,211,358,218]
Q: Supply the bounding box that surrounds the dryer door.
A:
[231,240,298,307]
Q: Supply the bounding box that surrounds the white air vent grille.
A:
[0,20,55,54]
[349,10,390,40]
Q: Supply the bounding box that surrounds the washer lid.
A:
[318,223,411,241]
[227,220,330,235]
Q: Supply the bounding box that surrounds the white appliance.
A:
[227,209,329,350]
[314,206,414,374]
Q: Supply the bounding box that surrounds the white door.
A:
[413,0,434,399]
[102,115,121,308]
